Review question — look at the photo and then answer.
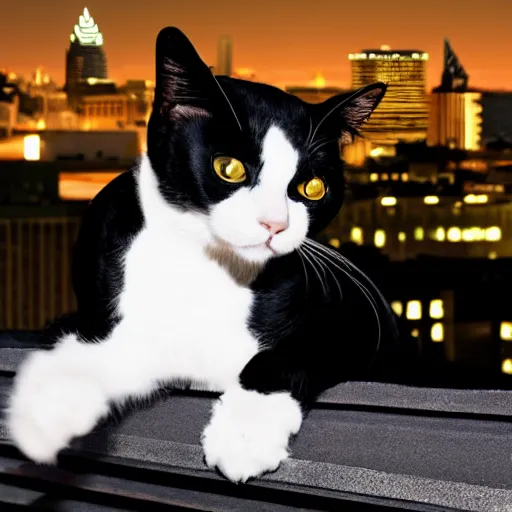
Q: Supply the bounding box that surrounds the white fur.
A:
[7,124,309,479]
[209,125,309,263]
[202,386,303,482]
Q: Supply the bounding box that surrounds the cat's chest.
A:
[119,226,257,340]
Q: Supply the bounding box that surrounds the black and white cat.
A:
[7,28,399,482]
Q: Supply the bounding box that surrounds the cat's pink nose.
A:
[260,220,288,236]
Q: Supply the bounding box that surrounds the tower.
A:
[216,36,233,77]
[65,7,108,109]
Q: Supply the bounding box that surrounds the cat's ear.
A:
[154,26,241,131]
[317,82,387,145]
[154,27,215,115]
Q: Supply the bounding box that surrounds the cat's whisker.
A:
[302,239,382,352]
[307,136,330,156]
[296,248,310,294]
[298,247,329,297]
[306,238,395,321]
[300,245,343,300]
[307,137,334,157]
[305,116,313,148]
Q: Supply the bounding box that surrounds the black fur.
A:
[53,27,396,408]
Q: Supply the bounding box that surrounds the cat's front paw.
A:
[7,349,110,463]
[201,387,303,483]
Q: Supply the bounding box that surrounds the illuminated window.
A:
[391,173,399,181]
[381,173,389,181]
[374,230,386,248]
[431,323,444,342]
[501,358,512,375]
[328,238,340,249]
[391,301,403,316]
[500,322,512,341]
[434,227,445,242]
[464,194,488,204]
[429,299,444,319]
[424,195,439,205]
[411,328,419,337]
[381,196,397,207]
[485,226,501,242]
[406,300,422,320]
[350,227,363,245]
[414,227,424,241]
[401,173,409,182]
[447,227,461,242]
[488,251,498,260]
[369,173,378,182]
[24,135,41,161]
[398,232,406,242]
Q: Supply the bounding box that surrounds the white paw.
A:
[201,386,303,483]
[7,348,110,464]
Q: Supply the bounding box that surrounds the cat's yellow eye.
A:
[297,177,326,201]
[213,156,246,183]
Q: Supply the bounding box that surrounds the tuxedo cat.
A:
[7,27,398,483]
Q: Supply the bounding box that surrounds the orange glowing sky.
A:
[3,0,512,91]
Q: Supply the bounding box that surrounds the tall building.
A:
[427,40,482,151]
[65,8,109,109]
[349,47,429,145]
[216,36,233,76]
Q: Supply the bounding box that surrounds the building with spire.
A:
[65,7,111,110]
[427,39,482,150]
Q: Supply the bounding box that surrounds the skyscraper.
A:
[216,36,233,76]
[427,40,482,150]
[65,8,108,109]
[349,48,429,145]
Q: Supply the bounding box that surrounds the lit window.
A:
[430,299,444,319]
[464,194,488,204]
[24,135,41,161]
[447,227,461,242]
[500,322,512,341]
[488,251,498,260]
[424,196,439,205]
[350,227,363,245]
[381,196,397,207]
[501,359,512,375]
[462,228,476,242]
[328,238,340,249]
[414,227,424,241]
[485,226,501,242]
[401,173,409,182]
[374,230,386,248]
[391,173,399,181]
[434,227,445,242]
[381,173,389,180]
[369,173,379,182]
[406,300,422,320]
[398,232,406,242]
[391,301,403,316]
[431,323,444,342]
[411,328,419,337]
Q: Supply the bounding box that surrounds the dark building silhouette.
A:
[439,38,469,92]
[65,8,108,110]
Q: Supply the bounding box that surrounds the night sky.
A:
[3,0,511,90]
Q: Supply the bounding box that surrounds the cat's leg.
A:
[202,349,313,483]
[7,331,160,463]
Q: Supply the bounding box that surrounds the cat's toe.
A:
[201,387,302,482]
[7,350,110,463]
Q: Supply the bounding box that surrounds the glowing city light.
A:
[23,135,41,161]
[71,7,104,46]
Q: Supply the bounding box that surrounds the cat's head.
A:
[147,27,385,264]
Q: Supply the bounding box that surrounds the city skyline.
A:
[2,0,512,90]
